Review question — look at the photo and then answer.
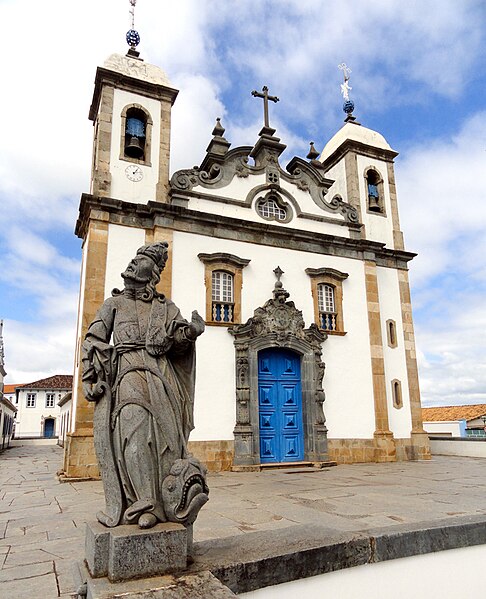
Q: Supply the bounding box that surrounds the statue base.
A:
[74,520,192,597]
[73,561,237,599]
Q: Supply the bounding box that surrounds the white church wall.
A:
[356,155,394,248]
[376,266,413,438]
[104,224,146,298]
[322,263,376,439]
[192,174,267,202]
[109,89,162,203]
[171,231,377,440]
[188,175,349,238]
[322,160,347,204]
[191,327,237,441]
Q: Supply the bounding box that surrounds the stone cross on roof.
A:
[251,86,279,129]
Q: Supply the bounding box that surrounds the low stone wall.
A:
[429,437,486,458]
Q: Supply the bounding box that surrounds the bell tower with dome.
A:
[64,26,430,478]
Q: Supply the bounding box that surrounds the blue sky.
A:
[1,0,486,406]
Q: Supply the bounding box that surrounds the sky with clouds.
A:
[1,0,485,407]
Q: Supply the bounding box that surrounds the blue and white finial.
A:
[126,0,141,56]
[338,63,356,120]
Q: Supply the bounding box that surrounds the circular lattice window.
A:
[256,193,291,223]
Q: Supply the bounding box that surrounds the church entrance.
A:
[258,348,304,463]
[44,418,55,438]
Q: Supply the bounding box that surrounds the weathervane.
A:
[251,86,279,129]
[126,0,141,57]
[338,63,356,122]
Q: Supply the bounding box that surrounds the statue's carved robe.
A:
[82,290,195,526]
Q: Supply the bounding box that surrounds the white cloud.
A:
[398,112,486,406]
[398,111,486,286]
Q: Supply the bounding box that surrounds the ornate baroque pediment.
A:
[230,282,327,349]
[169,122,359,224]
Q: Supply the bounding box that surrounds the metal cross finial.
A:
[251,86,279,128]
[129,0,137,30]
[338,63,352,101]
[273,266,284,283]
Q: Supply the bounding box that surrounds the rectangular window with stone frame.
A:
[306,268,349,335]
[198,252,250,326]
[26,393,36,408]
[46,393,55,408]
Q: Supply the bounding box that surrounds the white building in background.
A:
[15,375,73,439]
[57,392,72,448]
[0,321,16,450]
[64,49,431,478]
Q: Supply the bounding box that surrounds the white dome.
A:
[103,53,172,87]
[319,122,393,162]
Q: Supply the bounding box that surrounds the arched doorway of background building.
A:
[44,418,55,439]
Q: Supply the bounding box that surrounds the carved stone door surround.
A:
[229,281,329,466]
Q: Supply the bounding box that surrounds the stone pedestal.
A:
[84,521,188,584]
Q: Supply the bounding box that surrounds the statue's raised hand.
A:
[83,381,107,402]
[186,310,205,340]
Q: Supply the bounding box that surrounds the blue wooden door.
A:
[258,348,304,463]
[44,418,55,438]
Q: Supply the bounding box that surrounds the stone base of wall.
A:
[63,432,100,479]
[396,432,432,461]
[187,440,234,472]
[328,436,430,465]
[61,436,429,477]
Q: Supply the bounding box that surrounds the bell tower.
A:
[89,51,178,204]
[64,5,179,479]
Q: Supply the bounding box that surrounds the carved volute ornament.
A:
[229,269,329,466]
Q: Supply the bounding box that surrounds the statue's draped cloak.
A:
[82,292,195,526]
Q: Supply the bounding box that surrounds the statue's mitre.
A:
[136,242,169,268]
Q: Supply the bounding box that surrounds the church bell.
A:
[125,135,144,159]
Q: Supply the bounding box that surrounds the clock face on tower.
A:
[125,164,143,182]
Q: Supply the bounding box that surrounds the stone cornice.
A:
[89,66,179,121]
[76,194,417,269]
[321,138,399,173]
[198,253,251,269]
[305,268,349,281]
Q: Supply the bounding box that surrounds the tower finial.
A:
[338,63,357,123]
[126,0,141,58]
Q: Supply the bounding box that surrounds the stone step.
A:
[260,460,337,471]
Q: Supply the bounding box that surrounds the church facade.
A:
[64,52,430,478]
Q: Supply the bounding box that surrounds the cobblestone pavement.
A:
[1,441,486,598]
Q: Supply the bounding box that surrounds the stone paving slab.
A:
[1,441,486,596]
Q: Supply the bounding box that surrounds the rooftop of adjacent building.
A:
[15,374,73,391]
[422,404,486,422]
[2,384,18,395]
[1,441,486,596]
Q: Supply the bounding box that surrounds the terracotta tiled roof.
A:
[422,404,486,423]
[3,384,19,394]
[18,375,73,390]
